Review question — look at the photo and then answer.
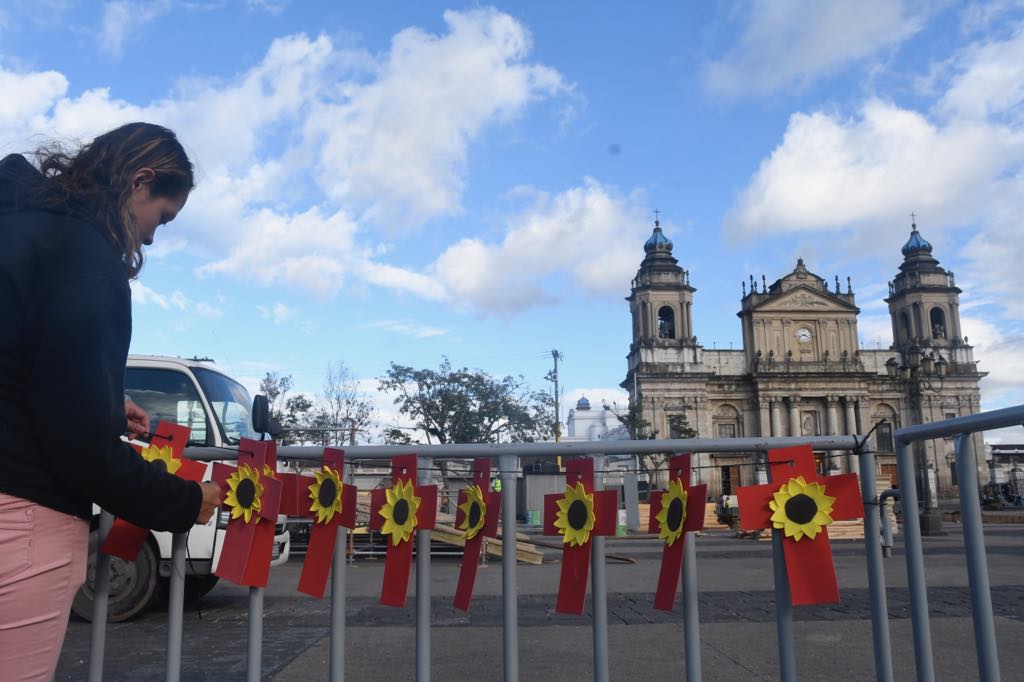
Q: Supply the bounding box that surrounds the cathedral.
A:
[623,220,987,501]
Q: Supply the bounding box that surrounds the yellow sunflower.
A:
[554,481,595,547]
[141,443,181,475]
[263,464,276,479]
[655,479,689,546]
[379,479,421,545]
[457,485,487,540]
[224,464,264,524]
[309,466,344,524]
[769,475,836,541]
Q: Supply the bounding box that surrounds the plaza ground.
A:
[57,524,1024,680]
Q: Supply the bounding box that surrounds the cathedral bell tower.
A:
[885,220,964,354]
[627,220,696,349]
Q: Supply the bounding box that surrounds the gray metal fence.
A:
[84,405,1024,682]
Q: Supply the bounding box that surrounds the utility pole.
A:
[545,349,563,442]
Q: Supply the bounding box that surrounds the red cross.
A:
[212,438,283,587]
[453,458,501,612]
[735,445,861,605]
[648,453,707,611]
[281,449,358,598]
[369,454,438,607]
[101,422,207,560]
[543,458,618,615]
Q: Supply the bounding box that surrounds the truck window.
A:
[192,367,257,445]
[124,368,211,445]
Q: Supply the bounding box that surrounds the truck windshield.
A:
[192,368,258,445]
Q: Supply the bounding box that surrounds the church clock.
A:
[796,327,812,344]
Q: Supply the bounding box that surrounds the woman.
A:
[0,123,222,681]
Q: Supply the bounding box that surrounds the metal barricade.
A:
[80,404,1023,682]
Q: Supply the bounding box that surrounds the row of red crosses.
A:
[104,427,861,611]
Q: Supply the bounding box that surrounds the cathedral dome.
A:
[901,227,932,256]
[644,221,673,253]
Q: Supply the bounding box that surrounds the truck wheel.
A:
[72,530,159,622]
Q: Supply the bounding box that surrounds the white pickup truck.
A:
[72,355,290,621]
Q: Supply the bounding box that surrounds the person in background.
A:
[0,122,222,681]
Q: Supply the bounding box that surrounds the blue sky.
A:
[2,1,1022,439]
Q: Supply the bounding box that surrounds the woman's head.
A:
[37,122,194,277]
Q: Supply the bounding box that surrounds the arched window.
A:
[713,404,741,438]
[930,307,947,339]
[871,403,898,452]
[900,311,912,341]
[657,306,676,339]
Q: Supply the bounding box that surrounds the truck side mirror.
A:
[268,418,284,440]
[252,394,270,435]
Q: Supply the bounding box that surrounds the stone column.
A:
[770,398,782,437]
[826,395,839,435]
[844,397,857,435]
[758,397,771,438]
[788,397,801,437]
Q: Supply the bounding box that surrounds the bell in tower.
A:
[626,219,696,348]
[885,218,963,352]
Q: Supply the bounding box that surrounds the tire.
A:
[72,529,159,622]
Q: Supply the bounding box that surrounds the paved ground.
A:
[57,524,1024,680]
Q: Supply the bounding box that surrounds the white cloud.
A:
[939,22,1024,121]
[256,302,297,325]
[703,0,930,98]
[431,179,650,313]
[724,100,1019,241]
[369,320,448,339]
[99,1,173,57]
[307,8,564,229]
[0,11,566,302]
[962,316,1024,405]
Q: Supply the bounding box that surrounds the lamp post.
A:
[885,347,948,535]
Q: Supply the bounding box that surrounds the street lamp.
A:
[885,346,948,535]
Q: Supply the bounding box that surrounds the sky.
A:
[2,0,1023,442]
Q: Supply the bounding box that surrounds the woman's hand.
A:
[197,481,222,524]
[124,399,150,438]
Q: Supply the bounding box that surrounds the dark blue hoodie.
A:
[0,154,200,531]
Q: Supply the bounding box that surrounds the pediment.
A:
[750,285,856,313]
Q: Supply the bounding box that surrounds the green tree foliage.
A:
[377,357,553,445]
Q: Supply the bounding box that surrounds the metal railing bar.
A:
[894,440,934,681]
[590,455,610,682]
[416,455,431,682]
[330,523,347,682]
[166,532,187,682]
[954,433,1001,682]
[894,404,1024,443]
[682,532,701,682]
[770,528,796,682]
[87,509,114,682]
[857,446,894,682]
[498,453,519,682]
[184,434,865,463]
[247,586,264,682]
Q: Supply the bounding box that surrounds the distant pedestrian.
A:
[0,123,221,681]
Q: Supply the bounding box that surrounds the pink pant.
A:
[0,492,89,682]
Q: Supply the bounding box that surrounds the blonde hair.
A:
[35,123,194,277]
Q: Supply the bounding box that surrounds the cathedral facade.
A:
[623,221,987,501]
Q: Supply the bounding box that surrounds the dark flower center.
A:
[318,478,337,508]
[152,459,168,473]
[567,499,588,530]
[392,498,410,526]
[236,478,257,508]
[468,501,482,529]
[666,497,684,531]
[784,493,818,525]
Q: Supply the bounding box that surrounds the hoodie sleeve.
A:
[27,273,201,532]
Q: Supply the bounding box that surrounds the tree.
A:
[611,402,699,490]
[320,361,374,446]
[378,357,552,507]
[378,357,552,445]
